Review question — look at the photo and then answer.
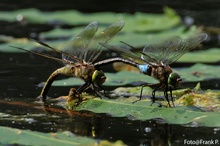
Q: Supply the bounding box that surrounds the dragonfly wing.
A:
[86,20,125,63]
[62,21,98,63]
[30,39,81,63]
[142,33,207,65]
[163,33,208,64]
[100,43,145,63]
[10,46,72,64]
[142,36,182,65]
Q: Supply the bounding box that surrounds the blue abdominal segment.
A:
[138,64,149,74]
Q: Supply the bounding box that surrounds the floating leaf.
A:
[0,38,32,52]
[0,7,180,32]
[0,7,201,53]
[0,126,95,146]
[177,48,220,63]
[110,25,199,47]
[39,23,199,45]
[68,87,220,127]
[52,71,158,87]
[112,86,191,98]
[179,63,220,82]
[50,82,220,127]
[73,97,220,127]
[0,126,126,146]
[0,38,66,52]
[0,25,198,53]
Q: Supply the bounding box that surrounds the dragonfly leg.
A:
[164,84,171,107]
[169,86,175,107]
[77,81,91,95]
[97,84,110,98]
[94,89,103,99]
[151,90,156,104]
[150,88,162,107]
[150,84,164,107]
[132,84,147,104]
[91,82,110,99]
[91,83,102,99]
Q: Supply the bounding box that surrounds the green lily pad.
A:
[0,38,32,52]
[1,25,198,53]
[44,26,185,45]
[53,83,220,127]
[0,7,180,32]
[52,71,158,86]
[177,48,220,63]
[39,22,199,48]
[122,7,181,32]
[0,126,126,146]
[73,95,220,127]
[179,63,220,82]
[0,126,95,146]
[114,25,199,47]
[0,7,201,53]
[0,38,66,52]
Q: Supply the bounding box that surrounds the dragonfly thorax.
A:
[150,65,173,83]
[70,63,106,85]
[72,63,96,81]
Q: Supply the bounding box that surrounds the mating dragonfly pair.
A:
[11,20,207,107]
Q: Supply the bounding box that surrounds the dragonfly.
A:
[100,33,208,107]
[10,20,128,102]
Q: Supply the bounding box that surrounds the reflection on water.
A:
[0,97,219,145]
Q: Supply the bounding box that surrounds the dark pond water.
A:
[1,1,220,146]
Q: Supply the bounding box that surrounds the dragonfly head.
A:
[92,70,106,85]
[168,72,182,88]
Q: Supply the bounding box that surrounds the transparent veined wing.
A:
[141,33,208,65]
[62,20,124,63]
[141,36,182,65]
[9,45,72,64]
[86,20,125,63]
[117,37,183,66]
[62,21,98,63]
[100,43,146,64]
[30,39,81,63]
[163,33,208,64]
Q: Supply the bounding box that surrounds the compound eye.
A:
[92,70,106,85]
[99,76,106,85]
[168,72,181,88]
